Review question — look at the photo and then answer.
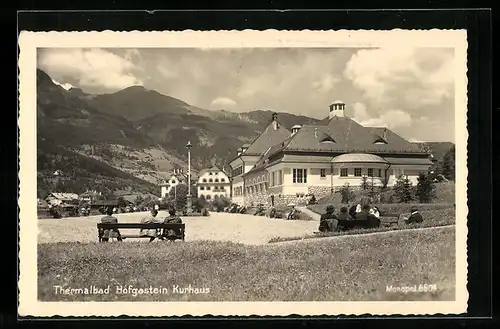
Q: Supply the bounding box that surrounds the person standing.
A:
[100,207,123,242]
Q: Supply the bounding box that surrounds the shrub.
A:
[393,175,414,203]
[338,183,356,203]
[416,172,436,203]
[307,203,454,216]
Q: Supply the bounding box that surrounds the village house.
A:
[160,168,188,198]
[197,165,231,200]
[45,192,80,207]
[229,101,433,207]
[79,190,102,203]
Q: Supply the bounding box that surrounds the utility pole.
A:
[186,141,193,213]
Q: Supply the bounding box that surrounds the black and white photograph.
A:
[18,30,468,316]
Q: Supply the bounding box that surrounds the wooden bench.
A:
[97,223,185,242]
[379,213,402,226]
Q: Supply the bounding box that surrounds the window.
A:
[378,169,382,177]
[232,166,243,177]
[293,168,307,183]
[367,168,374,177]
[206,195,211,200]
[340,168,348,177]
[171,180,176,184]
[206,186,211,190]
[354,168,362,177]
[209,172,213,175]
[209,178,213,183]
[200,186,205,190]
[221,178,225,182]
[215,178,219,183]
[202,178,207,183]
[320,169,326,178]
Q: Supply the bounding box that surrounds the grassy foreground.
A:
[38,226,455,302]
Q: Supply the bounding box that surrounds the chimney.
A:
[241,144,250,154]
[291,125,301,136]
[237,147,243,156]
[329,100,346,119]
[272,112,278,130]
[383,127,387,140]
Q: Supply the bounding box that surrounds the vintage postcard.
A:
[18,29,468,317]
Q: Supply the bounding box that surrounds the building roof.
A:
[198,165,229,176]
[331,153,389,164]
[47,193,79,200]
[240,120,292,156]
[282,117,424,154]
[331,100,344,104]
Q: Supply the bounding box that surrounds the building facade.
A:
[229,101,433,207]
[197,166,231,201]
[160,168,188,198]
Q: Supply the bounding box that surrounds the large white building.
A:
[229,101,433,206]
[197,166,231,201]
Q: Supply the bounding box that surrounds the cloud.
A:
[344,47,454,111]
[38,48,143,91]
[352,102,412,129]
[312,74,339,93]
[210,97,237,109]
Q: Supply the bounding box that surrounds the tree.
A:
[117,196,127,208]
[134,195,144,205]
[338,183,356,203]
[415,172,436,203]
[360,176,370,190]
[442,145,455,181]
[393,175,414,203]
[168,183,189,209]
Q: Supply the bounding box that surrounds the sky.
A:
[37,47,456,142]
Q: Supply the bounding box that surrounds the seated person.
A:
[348,204,357,219]
[337,206,350,221]
[355,204,381,228]
[403,206,424,224]
[287,206,297,220]
[319,205,338,232]
[163,208,183,241]
[100,207,123,242]
[140,208,163,242]
[370,206,380,219]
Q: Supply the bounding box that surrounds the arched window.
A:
[199,194,205,199]
[209,178,213,183]
[206,195,211,200]
[215,178,219,183]
[202,178,207,183]
[214,195,219,199]
[221,178,225,182]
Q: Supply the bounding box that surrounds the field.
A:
[38,211,318,245]
[38,225,455,301]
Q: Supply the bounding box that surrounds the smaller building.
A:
[197,165,231,201]
[160,168,188,198]
[79,190,102,203]
[45,192,79,207]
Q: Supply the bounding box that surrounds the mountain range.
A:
[35,69,454,198]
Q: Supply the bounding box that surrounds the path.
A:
[297,206,321,221]
[38,212,318,245]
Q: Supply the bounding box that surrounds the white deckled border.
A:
[18,29,468,317]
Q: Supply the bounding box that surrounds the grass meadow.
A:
[38,225,455,302]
